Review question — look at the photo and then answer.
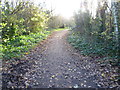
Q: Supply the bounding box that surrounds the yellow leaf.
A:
[101,73,105,77]
[51,75,55,78]
[25,52,28,55]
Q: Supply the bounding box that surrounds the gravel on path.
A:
[2,30,119,88]
[23,30,99,88]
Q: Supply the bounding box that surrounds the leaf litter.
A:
[2,30,120,88]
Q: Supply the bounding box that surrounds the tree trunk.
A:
[112,0,119,39]
[111,0,119,59]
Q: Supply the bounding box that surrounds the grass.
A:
[52,27,68,31]
[1,27,69,60]
[2,30,51,60]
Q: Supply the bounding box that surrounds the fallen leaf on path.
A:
[73,84,79,88]
[51,75,55,78]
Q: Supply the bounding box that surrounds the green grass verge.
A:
[2,31,51,60]
[1,27,68,60]
[52,27,68,31]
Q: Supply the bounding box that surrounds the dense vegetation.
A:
[0,1,67,60]
[1,0,120,88]
[68,0,120,83]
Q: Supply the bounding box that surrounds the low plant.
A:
[2,31,50,60]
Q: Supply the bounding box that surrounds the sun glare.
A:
[44,0,80,19]
[55,0,80,19]
[33,0,99,19]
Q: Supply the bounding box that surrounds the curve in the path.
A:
[24,30,98,88]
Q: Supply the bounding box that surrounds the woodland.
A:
[1,0,120,88]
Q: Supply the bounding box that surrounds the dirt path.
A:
[23,30,100,88]
[2,29,119,88]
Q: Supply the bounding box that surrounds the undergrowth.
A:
[53,27,68,31]
[1,28,68,60]
[1,31,50,60]
[47,27,68,31]
[68,31,120,84]
[68,32,119,61]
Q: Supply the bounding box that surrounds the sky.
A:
[46,0,81,18]
[3,0,114,19]
[33,0,81,19]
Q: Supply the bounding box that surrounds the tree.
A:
[47,14,66,29]
[1,0,50,44]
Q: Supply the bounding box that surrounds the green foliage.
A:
[68,32,119,59]
[2,31,50,60]
[72,1,120,62]
[47,15,69,29]
[1,1,49,40]
[53,27,68,31]
[1,1,51,60]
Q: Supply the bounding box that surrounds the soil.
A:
[2,30,119,88]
